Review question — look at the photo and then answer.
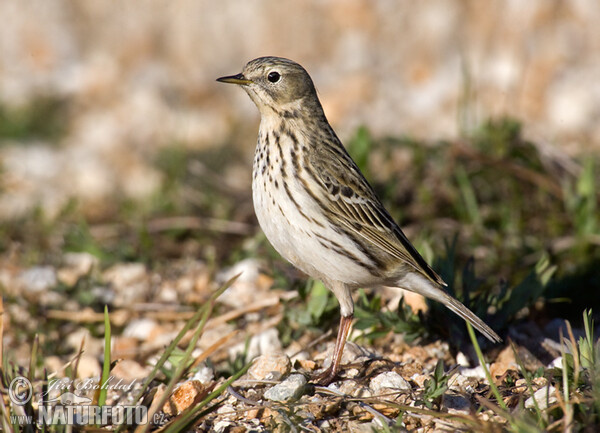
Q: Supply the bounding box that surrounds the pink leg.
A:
[313,314,353,386]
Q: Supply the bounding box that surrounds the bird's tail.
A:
[397,273,502,343]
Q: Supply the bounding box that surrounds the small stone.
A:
[219,259,270,309]
[317,341,374,369]
[457,365,486,379]
[103,263,149,306]
[123,318,159,340]
[58,252,99,286]
[163,380,208,416]
[549,356,563,369]
[338,380,372,398]
[66,328,104,355]
[76,354,102,379]
[450,373,478,393]
[489,345,518,383]
[111,359,149,381]
[190,365,214,384]
[525,385,557,410]
[348,420,381,433]
[248,352,291,381]
[112,337,139,360]
[44,356,64,375]
[295,359,317,372]
[18,266,57,294]
[229,328,282,362]
[370,371,411,394]
[264,374,307,402]
[442,393,471,414]
[411,373,428,388]
[456,352,470,367]
[158,284,178,303]
[213,420,235,433]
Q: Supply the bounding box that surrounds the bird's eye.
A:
[267,71,281,83]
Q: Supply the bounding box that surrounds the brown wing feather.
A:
[308,143,445,287]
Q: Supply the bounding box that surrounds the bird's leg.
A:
[313,314,353,386]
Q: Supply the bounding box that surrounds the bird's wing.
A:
[307,142,445,287]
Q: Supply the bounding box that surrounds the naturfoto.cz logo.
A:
[7,376,158,426]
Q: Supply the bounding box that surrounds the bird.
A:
[217,56,501,385]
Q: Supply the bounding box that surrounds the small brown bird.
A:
[218,57,501,385]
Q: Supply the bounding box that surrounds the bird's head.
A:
[217,56,320,116]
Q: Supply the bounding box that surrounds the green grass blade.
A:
[162,362,252,433]
[132,273,240,433]
[466,322,506,410]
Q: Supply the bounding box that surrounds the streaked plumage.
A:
[218,57,501,384]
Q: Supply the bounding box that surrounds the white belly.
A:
[252,134,376,287]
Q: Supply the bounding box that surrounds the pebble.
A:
[525,385,557,410]
[18,266,57,294]
[102,262,149,306]
[229,328,282,362]
[123,318,159,340]
[190,365,214,384]
[369,371,411,393]
[337,380,372,398]
[163,380,207,415]
[111,359,149,381]
[442,393,471,414]
[317,341,374,369]
[248,352,291,381]
[263,374,307,402]
[457,365,487,379]
[76,354,102,379]
[219,259,268,309]
[410,373,428,388]
[57,252,99,286]
[348,420,383,433]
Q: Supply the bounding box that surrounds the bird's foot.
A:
[312,367,339,386]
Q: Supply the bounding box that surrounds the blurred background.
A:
[1,0,599,377]
[1,0,599,221]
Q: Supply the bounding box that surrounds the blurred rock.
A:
[44,356,65,376]
[218,259,272,309]
[295,359,317,372]
[123,318,160,340]
[190,364,214,384]
[248,352,291,381]
[111,359,150,381]
[337,380,372,398]
[525,385,557,410]
[442,393,471,414]
[57,252,99,286]
[76,354,102,379]
[264,374,307,402]
[347,420,383,433]
[410,373,429,388]
[18,266,57,294]
[112,336,140,360]
[102,263,149,306]
[66,327,103,356]
[229,328,282,362]
[489,345,518,383]
[316,341,375,370]
[457,365,486,380]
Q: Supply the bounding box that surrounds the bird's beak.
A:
[216,73,252,85]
